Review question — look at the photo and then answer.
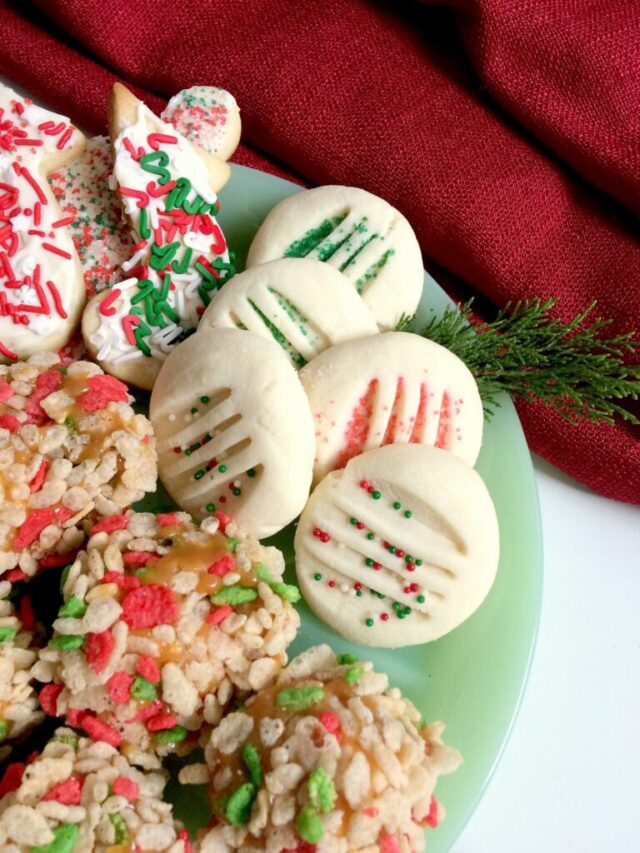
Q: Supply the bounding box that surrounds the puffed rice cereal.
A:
[199,644,461,853]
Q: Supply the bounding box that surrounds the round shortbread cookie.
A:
[246,185,424,330]
[198,257,378,368]
[150,327,315,537]
[300,331,484,482]
[294,444,500,647]
[162,85,241,161]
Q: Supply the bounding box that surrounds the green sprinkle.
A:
[404,510,413,518]
[295,805,324,844]
[206,503,215,513]
[393,501,401,509]
[366,532,375,540]
[344,665,365,684]
[417,595,425,603]
[241,743,262,787]
[0,626,17,643]
[224,782,256,826]
[356,590,363,596]
[313,572,322,581]
[350,517,358,525]
[200,395,210,404]
[270,582,301,604]
[415,559,423,566]
[184,449,192,456]
[337,653,357,665]
[48,635,85,650]
[405,555,413,564]
[190,407,198,414]
[276,685,325,711]
[210,585,257,606]
[154,725,187,745]
[388,546,396,554]
[365,558,374,567]
[218,463,228,473]
[58,596,86,618]
[232,488,241,496]
[227,537,239,552]
[256,563,274,583]
[398,611,406,619]
[372,490,381,500]
[308,767,336,813]
[109,813,128,845]
[365,618,374,627]
[194,470,205,480]
[247,468,256,478]
[31,823,79,853]
[56,365,68,375]
[131,676,158,702]
[0,720,8,741]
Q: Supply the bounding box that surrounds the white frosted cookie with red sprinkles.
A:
[246,185,424,330]
[0,83,86,363]
[300,331,484,482]
[294,444,499,647]
[149,327,315,537]
[198,257,378,368]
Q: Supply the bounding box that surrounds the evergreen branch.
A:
[402,299,640,424]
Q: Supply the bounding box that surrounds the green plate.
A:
[166,165,543,850]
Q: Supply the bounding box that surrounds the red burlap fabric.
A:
[0,0,638,501]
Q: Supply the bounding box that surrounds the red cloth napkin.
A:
[0,0,638,503]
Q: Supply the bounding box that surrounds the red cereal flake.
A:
[86,630,114,674]
[123,551,157,566]
[0,378,13,402]
[0,763,24,797]
[156,512,182,527]
[206,604,232,625]
[24,369,62,418]
[177,829,193,853]
[112,775,139,801]
[379,833,400,853]
[125,699,162,724]
[107,671,134,704]
[90,513,129,535]
[213,510,232,533]
[29,460,48,493]
[4,568,27,582]
[103,571,141,589]
[42,777,82,805]
[14,506,74,550]
[82,715,121,747]
[207,554,235,577]
[0,413,21,432]
[40,551,78,568]
[426,795,439,829]
[39,684,63,716]
[17,595,35,631]
[146,713,177,732]
[136,655,160,683]
[318,711,341,735]
[121,585,178,629]
[66,708,87,727]
[77,374,129,413]
[363,807,379,818]
[282,845,317,853]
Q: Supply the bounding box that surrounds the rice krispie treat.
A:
[0,352,157,582]
[199,645,461,853]
[0,582,43,758]
[0,727,191,852]
[34,511,301,767]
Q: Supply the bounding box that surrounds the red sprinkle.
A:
[112,776,139,801]
[14,506,74,550]
[380,613,389,621]
[136,655,161,683]
[207,554,235,577]
[107,671,134,704]
[42,242,72,260]
[39,683,63,716]
[147,132,178,149]
[177,829,193,853]
[363,807,379,818]
[146,713,177,732]
[86,630,115,674]
[0,342,17,361]
[77,374,129,413]
[207,604,232,625]
[426,795,439,829]
[213,511,232,533]
[82,715,121,747]
[90,514,129,536]
[43,777,82,805]
[47,282,68,319]
[121,585,178,629]
[98,288,121,317]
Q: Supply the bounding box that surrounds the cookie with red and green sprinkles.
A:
[161,85,241,162]
[0,352,157,582]
[198,644,461,852]
[33,510,300,766]
[0,726,191,851]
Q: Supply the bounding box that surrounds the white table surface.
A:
[4,76,639,853]
[453,455,640,853]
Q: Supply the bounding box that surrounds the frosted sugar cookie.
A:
[246,185,424,329]
[0,83,86,362]
[200,644,461,851]
[198,257,378,368]
[0,727,190,851]
[82,84,235,390]
[150,327,315,537]
[162,85,241,161]
[0,352,156,581]
[294,445,499,647]
[300,331,483,482]
[34,511,300,765]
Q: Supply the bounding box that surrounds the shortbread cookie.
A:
[34,511,300,765]
[0,727,190,851]
[294,445,499,647]
[149,328,315,537]
[162,85,241,161]
[0,83,86,362]
[198,257,378,367]
[82,84,236,390]
[0,352,156,581]
[200,644,461,851]
[246,185,424,330]
[300,331,484,482]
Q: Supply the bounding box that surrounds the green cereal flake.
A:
[241,742,262,787]
[256,563,273,583]
[154,725,187,746]
[270,581,301,604]
[0,626,17,643]
[58,597,86,618]
[336,653,357,665]
[131,676,158,702]
[224,782,256,826]
[227,537,239,552]
[109,813,128,844]
[307,767,336,813]
[275,685,325,712]
[295,805,324,843]
[63,415,76,434]
[48,635,85,651]
[210,585,257,606]
[344,665,365,684]
[53,734,78,747]
[0,720,8,741]
[31,823,79,853]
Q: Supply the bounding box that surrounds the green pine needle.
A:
[399,299,640,424]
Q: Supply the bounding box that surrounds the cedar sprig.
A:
[398,298,640,423]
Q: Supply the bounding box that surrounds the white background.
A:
[454,456,640,853]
